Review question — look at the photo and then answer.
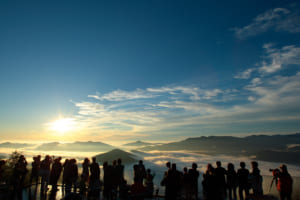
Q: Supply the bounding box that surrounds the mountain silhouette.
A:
[0,142,34,148]
[138,133,300,165]
[35,141,114,152]
[123,140,160,147]
[95,149,138,164]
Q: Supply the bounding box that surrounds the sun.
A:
[49,118,76,133]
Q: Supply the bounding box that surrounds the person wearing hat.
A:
[277,164,293,200]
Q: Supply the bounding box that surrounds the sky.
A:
[0,0,300,144]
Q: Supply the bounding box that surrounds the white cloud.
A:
[88,89,155,101]
[233,7,300,39]
[234,68,256,79]
[235,44,300,79]
[259,44,300,74]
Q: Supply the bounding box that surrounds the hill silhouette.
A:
[123,140,160,147]
[0,142,34,148]
[95,149,138,164]
[139,133,300,165]
[35,141,114,152]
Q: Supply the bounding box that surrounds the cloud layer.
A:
[233,6,300,39]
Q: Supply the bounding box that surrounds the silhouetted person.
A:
[166,163,182,200]
[0,159,6,182]
[82,158,90,183]
[62,159,69,188]
[30,155,41,185]
[135,160,146,183]
[50,157,62,191]
[276,165,293,200]
[112,159,119,194]
[215,161,227,199]
[39,155,52,194]
[116,158,125,190]
[188,163,199,200]
[161,162,171,199]
[88,157,100,199]
[103,161,113,200]
[64,159,78,194]
[227,163,237,200]
[12,155,28,200]
[237,162,249,200]
[182,167,191,200]
[249,161,263,196]
[202,163,216,200]
[144,169,154,198]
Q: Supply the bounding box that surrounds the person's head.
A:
[92,157,96,163]
[183,167,187,173]
[139,160,143,165]
[251,161,258,169]
[192,163,197,169]
[113,160,117,166]
[117,158,122,165]
[172,163,177,170]
[207,164,214,173]
[84,158,90,164]
[147,169,151,174]
[166,162,171,169]
[216,161,221,167]
[240,162,246,168]
[228,163,234,171]
[103,161,108,168]
[280,164,288,173]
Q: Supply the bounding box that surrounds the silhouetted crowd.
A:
[0,155,294,200]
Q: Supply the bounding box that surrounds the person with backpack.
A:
[273,165,293,200]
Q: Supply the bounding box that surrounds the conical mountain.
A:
[95,148,138,164]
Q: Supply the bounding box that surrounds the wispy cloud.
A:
[235,44,300,79]
[232,7,300,39]
[234,68,256,79]
[259,44,300,74]
[88,89,155,101]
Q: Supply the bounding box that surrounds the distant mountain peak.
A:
[95,148,138,164]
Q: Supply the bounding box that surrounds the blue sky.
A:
[0,0,300,143]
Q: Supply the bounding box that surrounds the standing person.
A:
[237,162,249,200]
[161,162,171,199]
[275,165,293,200]
[82,158,90,184]
[215,161,227,200]
[116,158,124,190]
[137,160,146,183]
[144,169,154,198]
[188,163,199,200]
[88,157,100,199]
[166,163,182,200]
[182,167,191,200]
[30,155,41,185]
[62,159,69,189]
[12,155,28,199]
[249,161,263,196]
[40,155,52,193]
[103,161,113,200]
[71,159,79,193]
[50,157,62,191]
[202,163,216,200]
[227,163,237,200]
